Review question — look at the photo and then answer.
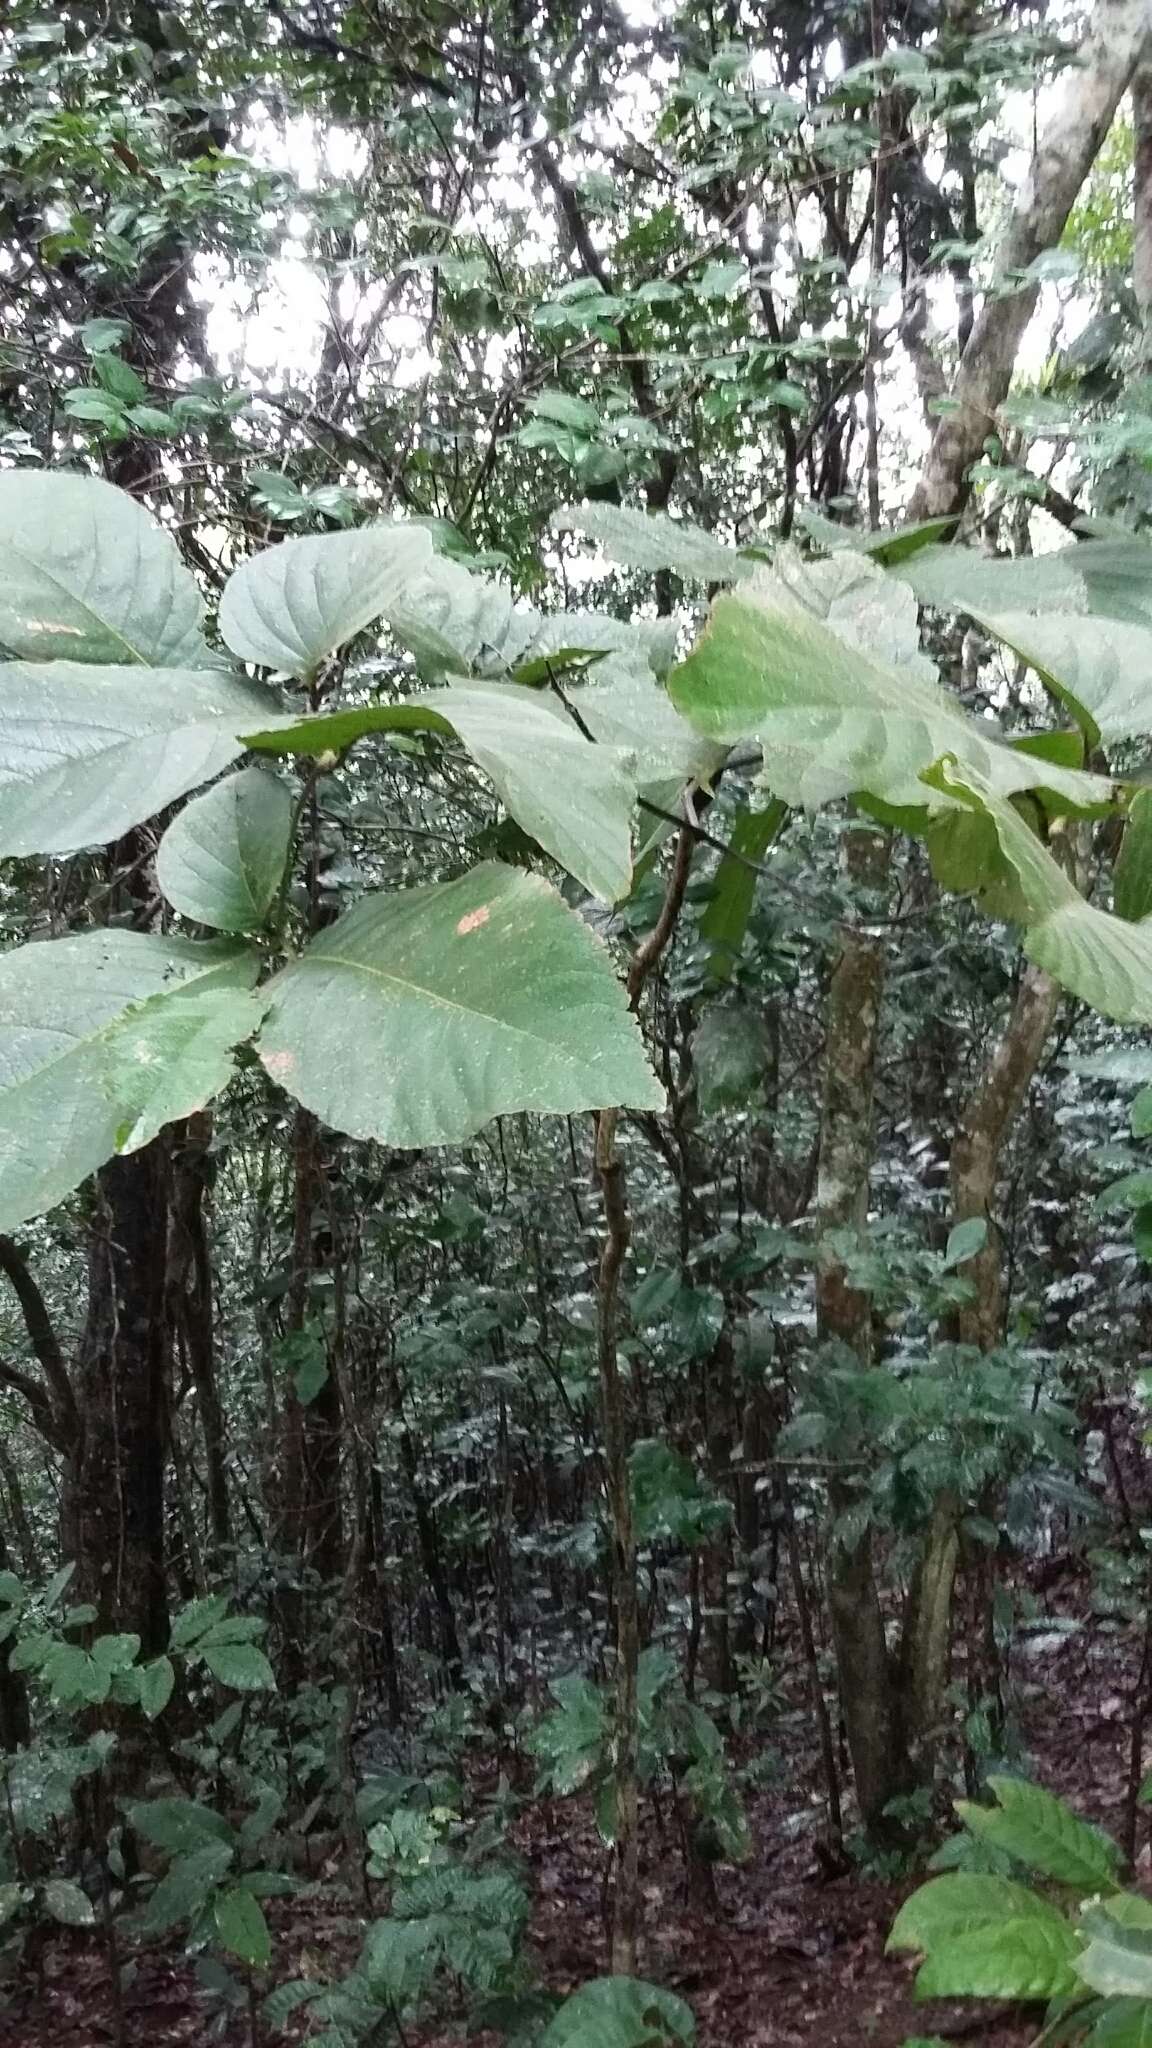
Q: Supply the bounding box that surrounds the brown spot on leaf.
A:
[456,905,490,935]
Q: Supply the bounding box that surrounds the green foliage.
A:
[155,767,294,933]
[531,1648,748,1864]
[0,663,281,857]
[888,1783,1152,2040]
[0,934,264,1229]
[257,863,663,1147]
[0,471,208,667]
[217,524,434,678]
[540,1976,696,2047]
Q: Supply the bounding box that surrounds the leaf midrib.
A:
[294,945,605,1057]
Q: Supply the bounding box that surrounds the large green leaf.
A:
[892,541,1089,616]
[384,553,654,680]
[893,536,1152,625]
[974,613,1152,742]
[552,502,754,583]
[1116,793,1152,922]
[0,933,263,1227]
[214,1887,272,1970]
[913,1919,1080,2001]
[135,1842,234,1936]
[1078,1921,1152,2000]
[0,662,285,856]
[217,523,433,677]
[1086,1997,1152,2045]
[956,1776,1120,1890]
[244,683,638,902]
[540,1976,696,2048]
[889,1874,1072,1956]
[698,799,786,980]
[669,558,1112,813]
[42,1880,95,1928]
[258,862,663,1146]
[0,472,209,668]
[937,766,1152,1026]
[126,1796,234,1856]
[156,767,294,931]
[433,682,636,902]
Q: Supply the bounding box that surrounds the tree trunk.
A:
[910,0,1150,519]
[952,964,1061,1350]
[66,1147,172,1653]
[816,822,903,1835]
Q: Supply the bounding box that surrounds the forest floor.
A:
[1,1576,1140,2048]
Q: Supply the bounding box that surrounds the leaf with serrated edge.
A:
[0,472,210,667]
[218,523,433,677]
[0,663,287,856]
[889,1873,1069,1955]
[157,768,294,931]
[956,1774,1119,1889]
[258,862,663,1147]
[914,1920,1080,2001]
[0,933,263,1228]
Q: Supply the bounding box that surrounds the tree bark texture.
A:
[909,0,1150,519]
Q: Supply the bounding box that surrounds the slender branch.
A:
[0,1236,77,1445]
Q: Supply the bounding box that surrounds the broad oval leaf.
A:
[0,933,263,1227]
[892,535,1152,626]
[0,662,287,856]
[0,472,209,667]
[218,523,433,677]
[976,612,1152,742]
[889,1873,1069,1955]
[42,1879,96,1927]
[914,1918,1080,2001]
[540,1975,696,2048]
[552,502,754,584]
[668,565,1112,813]
[137,1655,176,1721]
[431,681,637,902]
[198,1640,277,1692]
[956,1774,1120,1890]
[214,1887,272,1970]
[258,862,664,1147]
[157,767,294,931]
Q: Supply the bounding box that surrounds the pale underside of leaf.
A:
[218,523,434,677]
[258,862,664,1147]
[156,766,294,930]
[551,501,755,583]
[976,610,1152,740]
[0,471,209,668]
[668,572,1113,812]
[0,663,287,856]
[0,933,263,1227]
[939,764,1152,1027]
[246,681,646,903]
